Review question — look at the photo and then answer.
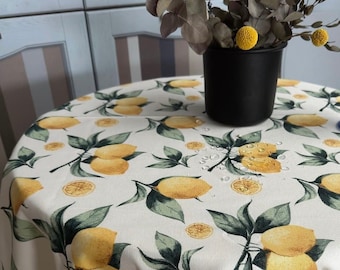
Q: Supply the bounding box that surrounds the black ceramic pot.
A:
[203,43,287,126]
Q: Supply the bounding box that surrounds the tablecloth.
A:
[1,75,340,270]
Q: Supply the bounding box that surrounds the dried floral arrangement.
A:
[146,0,340,54]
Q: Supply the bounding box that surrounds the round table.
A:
[1,76,340,270]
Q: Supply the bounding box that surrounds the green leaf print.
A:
[297,144,340,166]
[3,209,44,241]
[33,204,112,269]
[139,231,203,270]
[254,203,291,233]
[108,243,131,269]
[148,146,196,168]
[64,205,112,245]
[146,190,185,222]
[237,201,255,234]
[307,239,333,261]
[283,122,319,138]
[156,231,181,266]
[318,188,340,210]
[118,182,147,206]
[25,123,49,142]
[295,179,318,204]
[157,123,185,141]
[207,210,247,238]
[3,147,47,176]
[181,247,203,270]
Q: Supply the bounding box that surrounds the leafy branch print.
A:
[50,131,142,177]
[147,146,197,168]
[139,231,203,270]
[303,87,340,112]
[157,98,194,112]
[295,174,340,210]
[32,204,113,269]
[3,147,48,176]
[296,144,340,166]
[208,202,331,269]
[84,89,144,115]
[274,96,304,110]
[118,176,211,222]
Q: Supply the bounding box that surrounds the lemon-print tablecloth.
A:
[1,76,340,270]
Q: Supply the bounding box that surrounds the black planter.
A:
[203,43,286,126]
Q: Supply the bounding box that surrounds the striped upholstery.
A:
[0,45,73,167]
[114,35,203,85]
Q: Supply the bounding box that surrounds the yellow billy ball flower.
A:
[311,29,329,47]
[235,26,258,50]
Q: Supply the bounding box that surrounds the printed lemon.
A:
[323,139,340,147]
[185,141,205,150]
[44,142,65,151]
[311,28,329,47]
[168,80,201,88]
[90,158,129,175]
[277,78,299,87]
[231,178,262,195]
[95,144,137,159]
[62,180,95,197]
[38,116,80,129]
[77,95,92,101]
[71,227,117,270]
[116,97,147,106]
[95,118,119,127]
[113,105,142,115]
[320,173,340,194]
[164,116,204,128]
[185,223,213,239]
[239,142,277,157]
[266,252,316,270]
[10,178,43,215]
[241,156,281,173]
[235,26,258,50]
[261,225,316,256]
[286,114,327,126]
[95,266,118,270]
[157,176,212,199]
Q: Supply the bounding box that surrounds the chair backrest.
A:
[0,45,74,165]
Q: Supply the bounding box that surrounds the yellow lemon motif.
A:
[164,116,204,129]
[71,227,117,270]
[77,95,92,101]
[320,174,340,194]
[90,158,129,175]
[286,114,327,126]
[231,178,262,195]
[324,139,340,147]
[10,178,43,215]
[157,176,212,199]
[185,141,205,150]
[168,80,201,88]
[113,105,142,115]
[266,252,317,270]
[293,94,308,100]
[311,28,329,47]
[38,117,80,129]
[185,223,214,239]
[241,156,281,173]
[116,97,147,106]
[95,144,137,159]
[239,142,277,158]
[261,225,316,257]
[62,180,95,197]
[44,142,65,151]
[95,118,119,127]
[186,95,201,101]
[277,78,300,87]
[235,26,258,50]
[95,266,118,270]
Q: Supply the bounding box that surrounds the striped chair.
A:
[0,45,74,172]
